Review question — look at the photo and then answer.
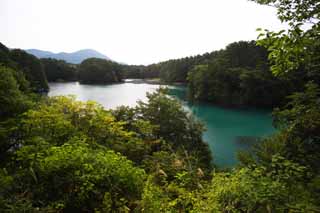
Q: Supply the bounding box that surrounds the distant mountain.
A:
[25,49,111,64]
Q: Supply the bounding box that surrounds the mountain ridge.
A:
[25,48,111,64]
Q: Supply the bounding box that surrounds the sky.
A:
[0,0,285,65]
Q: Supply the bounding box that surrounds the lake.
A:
[49,81,275,167]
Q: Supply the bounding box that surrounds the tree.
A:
[135,89,213,174]
[270,83,320,172]
[187,41,295,107]
[252,0,320,77]
[194,155,318,212]
[10,49,49,92]
[0,66,31,119]
[0,65,33,164]
[3,139,145,212]
[78,58,123,84]
[41,58,77,82]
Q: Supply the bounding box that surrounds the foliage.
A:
[0,43,48,93]
[0,66,32,118]
[78,58,123,84]
[3,139,145,211]
[187,41,298,107]
[194,155,318,212]
[252,0,320,76]
[122,64,160,79]
[9,49,49,92]
[122,51,215,82]
[141,176,200,212]
[253,0,319,23]
[41,58,77,82]
[135,89,213,173]
[271,83,320,172]
[0,96,148,211]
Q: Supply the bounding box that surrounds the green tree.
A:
[135,89,213,174]
[3,139,145,212]
[252,0,320,77]
[78,58,123,84]
[0,66,32,119]
[187,41,295,107]
[195,155,318,212]
[9,49,48,92]
[41,58,77,82]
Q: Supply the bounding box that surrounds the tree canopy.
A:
[9,49,49,92]
[41,58,77,82]
[78,58,123,84]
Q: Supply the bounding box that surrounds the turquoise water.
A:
[168,86,275,167]
[49,82,275,167]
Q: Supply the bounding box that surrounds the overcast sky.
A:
[0,0,285,65]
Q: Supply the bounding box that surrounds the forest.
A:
[0,0,320,212]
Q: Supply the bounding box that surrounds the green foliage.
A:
[0,66,32,118]
[0,96,150,211]
[194,155,318,212]
[187,41,297,107]
[78,58,123,84]
[236,83,320,211]
[252,0,320,23]
[272,83,320,171]
[141,176,200,212]
[0,62,37,164]
[135,89,213,173]
[0,43,14,68]
[9,49,49,92]
[154,52,215,83]
[122,64,160,79]
[187,64,209,101]
[4,139,146,211]
[252,0,320,76]
[41,58,77,82]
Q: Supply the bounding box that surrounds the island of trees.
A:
[0,0,319,211]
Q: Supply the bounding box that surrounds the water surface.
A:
[49,81,159,109]
[49,82,275,167]
[168,86,275,167]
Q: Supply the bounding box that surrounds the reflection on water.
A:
[49,82,159,109]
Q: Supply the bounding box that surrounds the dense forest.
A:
[0,43,48,93]
[78,58,123,84]
[131,40,319,108]
[0,0,320,212]
[41,58,77,82]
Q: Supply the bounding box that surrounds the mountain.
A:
[25,49,111,64]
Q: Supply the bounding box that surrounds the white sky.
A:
[0,0,285,65]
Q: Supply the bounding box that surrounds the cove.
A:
[49,81,275,167]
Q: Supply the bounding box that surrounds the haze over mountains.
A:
[26,49,111,64]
